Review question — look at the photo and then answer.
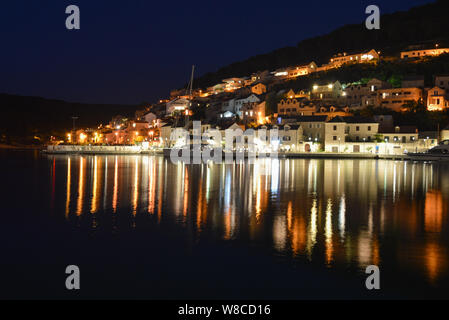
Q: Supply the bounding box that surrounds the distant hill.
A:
[193,0,449,89]
[0,94,137,144]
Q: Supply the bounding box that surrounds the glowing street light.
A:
[79,133,87,144]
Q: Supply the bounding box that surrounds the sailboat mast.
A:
[189,65,195,99]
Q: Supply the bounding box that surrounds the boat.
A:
[407,140,449,161]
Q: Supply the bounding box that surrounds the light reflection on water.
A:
[51,155,449,288]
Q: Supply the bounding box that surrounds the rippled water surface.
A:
[1,150,449,299]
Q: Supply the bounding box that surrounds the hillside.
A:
[268,54,449,93]
[193,0,449,89]
[0,94,137,145]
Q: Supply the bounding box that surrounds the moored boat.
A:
[408,140,449,161]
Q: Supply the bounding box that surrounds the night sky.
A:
[0,0,436,105]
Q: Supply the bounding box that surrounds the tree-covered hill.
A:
[0,94,137,145]
[268,54,449,93]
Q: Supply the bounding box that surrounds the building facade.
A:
[343,117,379,142]
[344,78,389,107]
[166,98,190,114]
[295,116,328,142]
[329,49,379,67]
[324,117,347,152]
[316,106,352,119]
[376,87,423,111]
[235,94,261,117]
[310,81,343,103]
[242,101,266,124]
[251,83,267,95]
[277,99,316,116]
[400,48,449,59]
[426,86,449,111]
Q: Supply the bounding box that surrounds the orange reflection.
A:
[90,156,100,214]
[425,242,445,284]
[224,207,232,240]
[425,190,443,233]
[196,171,207,232]
[290,206,307,256]
[112,157,118,213]
[253,163,262,221]
[132,157,139,215]
[157,158,163,222]
[325,199,334,265]
[183,166,189,217]
[306,199,317,258]
[197,179,203,230]
[148,158,156,214]
[372,236,380,266]
[76,157,85,216]
[286,202,292,230]
[65,157,71,218]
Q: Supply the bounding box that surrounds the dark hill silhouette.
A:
[193,0,449,89]
[0,93,136,144]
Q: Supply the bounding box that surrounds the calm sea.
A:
[1,150,448,299]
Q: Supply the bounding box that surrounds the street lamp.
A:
[72,116,79,131]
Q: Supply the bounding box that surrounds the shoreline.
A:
[39,145,449,161]
[0,144,43,150]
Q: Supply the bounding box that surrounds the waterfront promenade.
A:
[45,144,420,161]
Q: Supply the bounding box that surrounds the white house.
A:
[143,112,157,125]
[235,94,261,117]
[221,98,236,112]
[166,98,190,114]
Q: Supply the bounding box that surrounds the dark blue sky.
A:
[0,0,435,104]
